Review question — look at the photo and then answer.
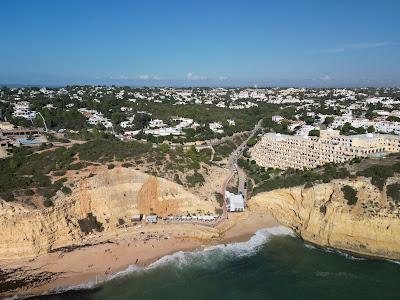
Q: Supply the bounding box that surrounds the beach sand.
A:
[219,211,279,243]
[0,211,279,298]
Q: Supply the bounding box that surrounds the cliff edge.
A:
[0,167,218,261]
[249,177,400,260]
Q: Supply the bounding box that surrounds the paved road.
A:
[221,119,263,216]
[237,167,247,199]
[226,119,262,170]
[205,131,252,147]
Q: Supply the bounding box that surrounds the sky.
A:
[1,0,399,87]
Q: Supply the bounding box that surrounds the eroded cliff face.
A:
[249,178,400,260]
[0,167,217,261]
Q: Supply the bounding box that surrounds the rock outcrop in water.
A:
[249,177,400,260]
[0,167,217,261]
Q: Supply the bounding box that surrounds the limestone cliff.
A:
[0,167,217,261]
[249,178,400,260]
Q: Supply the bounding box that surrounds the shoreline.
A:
[0,212,279,299]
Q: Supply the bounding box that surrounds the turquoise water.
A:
[37,227,400,300]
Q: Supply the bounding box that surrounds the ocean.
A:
[36,227,400,300]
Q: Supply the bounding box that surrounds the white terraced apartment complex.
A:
[250,129,400,170]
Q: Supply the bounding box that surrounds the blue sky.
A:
[1,0,399,87]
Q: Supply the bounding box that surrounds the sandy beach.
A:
[0,211,279,299]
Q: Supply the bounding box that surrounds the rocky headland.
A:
[249,177,400,260]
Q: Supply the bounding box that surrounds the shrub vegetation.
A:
[387,183,400,202]
[342,185,358,205]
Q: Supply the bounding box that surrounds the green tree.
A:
[158,143,170,153]
[303,116,315,125]
[324,116,334,126]
[367,125,375,133]
[387,116,400,122]
[308,129,320,137]
[246,138,258,146]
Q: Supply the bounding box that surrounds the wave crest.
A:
[147,226,294,270]
[46,226,293,296]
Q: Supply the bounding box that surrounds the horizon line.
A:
[1,83,400,89]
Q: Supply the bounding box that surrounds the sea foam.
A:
[146,226,294,271]
[40,226,293,297]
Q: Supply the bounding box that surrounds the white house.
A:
[120,107,133,112]
[12,102,37,120]
[225,191,245,212]
[149,119,166,128]
[144,127,183,136]
[272,115,284,123]
[295,125,315,136]
[122,130,141,140]
[120,121,132,129]
[227,119,236,126]
[209,122,224,134]
[173,117,194,129]
[146,215,158,223]
[287,121,305,132]
[101,121,113,129]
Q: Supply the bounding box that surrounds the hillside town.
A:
[2,86,400,167]
[1,86,400,159]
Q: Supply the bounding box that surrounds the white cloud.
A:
[187,72,208,80]
[109,75,129,80]
[218,76,228,80]
[152,76,169,80]
[350,42,392,49]
[138,75,171,80]
[320,75,332,81]
[323,42,392,52]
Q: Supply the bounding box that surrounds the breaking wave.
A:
[42,226,294,297]
[320,247,367,261]
[146,226,294,271]
[304,242,367,262]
